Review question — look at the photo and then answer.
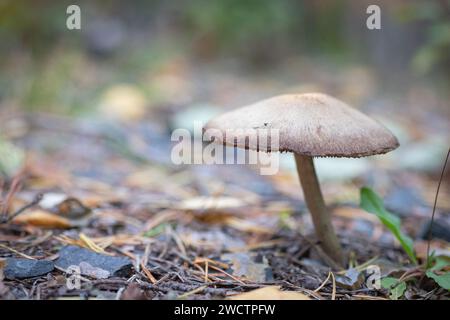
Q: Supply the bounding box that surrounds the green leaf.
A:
[360,187,417,264]
[381,277,407,300]
[426,271,450,290]
[429,255,450,271]
[426,256,450,290]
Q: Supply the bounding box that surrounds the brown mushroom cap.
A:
[204,93,399,158]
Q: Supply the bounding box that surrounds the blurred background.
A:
[0,0,449,247]
[0,0,450,299]
[1,0,449,113]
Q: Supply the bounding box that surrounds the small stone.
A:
[418,217,450,242]
[335,268,364,290]
[55,246,133,278]
[4,258,54,279]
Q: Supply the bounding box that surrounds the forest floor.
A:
[0,60,449,300]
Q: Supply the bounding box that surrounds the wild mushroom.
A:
[204,93,399,265]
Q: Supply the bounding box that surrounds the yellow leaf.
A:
[229,286,310,300]
[12,210,72,229]
[79,233,108,254]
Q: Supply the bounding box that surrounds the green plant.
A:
[426,255,450,290]
[360,187,417,264]
[360,186,450,295]
[381,277,407,300]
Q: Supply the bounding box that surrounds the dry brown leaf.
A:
[12,209,72,228]
[229,286,310,300]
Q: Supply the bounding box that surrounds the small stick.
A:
[1,193,43,224]
[426,148,449,268]
[314,271,331,293]
[330,271,336,300]
[0,243,36,260]
[177,285,207,299]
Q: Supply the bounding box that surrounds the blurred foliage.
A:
[184,0,295,61]
[181,0,349,63]
[396,1,450,76]
[0,1,73,57]
[0,0,448,114]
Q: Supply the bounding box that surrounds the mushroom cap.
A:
[204,93,399,158]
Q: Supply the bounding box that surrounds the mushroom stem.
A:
[294,154,344,266]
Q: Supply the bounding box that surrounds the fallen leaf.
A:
[221,252,273,282]
[229,286,310,300]
[12,210,72,228]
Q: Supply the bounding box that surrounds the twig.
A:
[140,244,157,284]
[208,265,246,285]
[426,148,449,268]
[1,174,23,216]
[140,261,157,284]
[176,285,207,299]
[1,193,43,224]
[204,260,209,283]
[330,271,336,300]
[0,243,36,260]
[314,271,331,293]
